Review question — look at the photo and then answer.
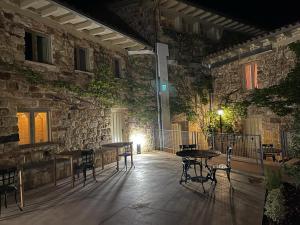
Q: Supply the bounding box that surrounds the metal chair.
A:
[210,146,232,184]
[0,167,22,214]
[118,145,134,171]
[74,149,96,186]
[179,144,200,183]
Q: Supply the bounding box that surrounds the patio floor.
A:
[0,151,266,225]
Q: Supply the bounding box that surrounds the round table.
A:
[176,150,220,191]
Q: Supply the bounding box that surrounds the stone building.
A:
[206,23,300,150]
[0,0,155,189]
[109,0,266,150]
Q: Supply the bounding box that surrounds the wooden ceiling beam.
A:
[74,20,93,30]
[89,27,106,35]
[58,14,77,24]
[98,33,119,41]
[20,0,41,9]
[41,5,59,17]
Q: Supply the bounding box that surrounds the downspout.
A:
[154,0,163,150]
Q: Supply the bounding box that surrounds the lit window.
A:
[244,62,258,90]
[17,112,30,145]
[113,58,121,78]
[74,47,89,72]
[25,31,51,64]
[34,112,48,143]
[17,111,49,145]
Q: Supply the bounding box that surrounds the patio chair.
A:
[0,167,22,214]
[179,144,200,182]
[74,149,96,186]
[210,146,232,184]
[118,145,134,171]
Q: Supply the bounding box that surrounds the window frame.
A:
[243,61,258,90]
[74,46,90,72]
[17,109,51,145]
[24,30,52,64]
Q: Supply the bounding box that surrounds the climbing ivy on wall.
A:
[0,58,157,123]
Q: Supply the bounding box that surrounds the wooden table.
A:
[101,142,133,171]
[0,162,24,209]
[53,150,81,188]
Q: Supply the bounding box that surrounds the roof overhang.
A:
[159,0,265,36]
[7,0,151,53]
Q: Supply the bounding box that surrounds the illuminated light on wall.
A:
[161,84,167,92]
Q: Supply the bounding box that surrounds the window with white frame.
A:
[25,31,52,64]
[243,62,258,90]
[17,111,50,145]
[74,47,90,72]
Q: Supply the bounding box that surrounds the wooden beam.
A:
[89,27,106,35]
[173,3,187,11]
[98,33,118,41]
[118,42,138,49]
[235,25,251,32]
[181,7,197,15]
[218,19,232,26]
[205,14,219,22]
[127,44,145,51]
[162,0,178,9]
[20,0,41,9]
[198,12,211,19]
[41,5,59,17]
[191,9,205,17]
[223,21,239,28]
[212,17,227,24]
[230,23,245,30]
[74,20,93,30]
[109,37,129,45]
[58,14,77,24]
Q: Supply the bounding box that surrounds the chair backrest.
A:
[0,167,17,186]
[189,144,197,150]
[226,146,233,167]
[81,149,94,164]
[179,145,190,150]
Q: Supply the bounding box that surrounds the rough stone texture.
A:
[0,5,155,189]
[211,45,297,146]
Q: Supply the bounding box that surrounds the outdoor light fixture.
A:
[161,84,167,92]
[131,133,145,154]
[217,108,224,116]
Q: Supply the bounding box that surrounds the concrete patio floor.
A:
[0,151,266,225]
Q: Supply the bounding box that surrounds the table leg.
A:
[70,157,74,188]
[101,151,104,170]
[54,156,57,186]
[116,147,119,171]
[19,169,24,209]
[130,144,133,168]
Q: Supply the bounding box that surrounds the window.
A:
[25,31,51,64]
[17,111,49,145]
[244,62,258,90]
[74,47,89,72]
[113,58,121,78]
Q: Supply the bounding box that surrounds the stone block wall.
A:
[0,5,155,189]
[210,45,297,146]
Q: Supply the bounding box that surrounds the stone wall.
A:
[211,45,297,146]
[0,5,154,189]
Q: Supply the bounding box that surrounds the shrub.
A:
[265,168,282,190]
[264,188,285,223]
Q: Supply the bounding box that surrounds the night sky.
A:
[61,0,300,31]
